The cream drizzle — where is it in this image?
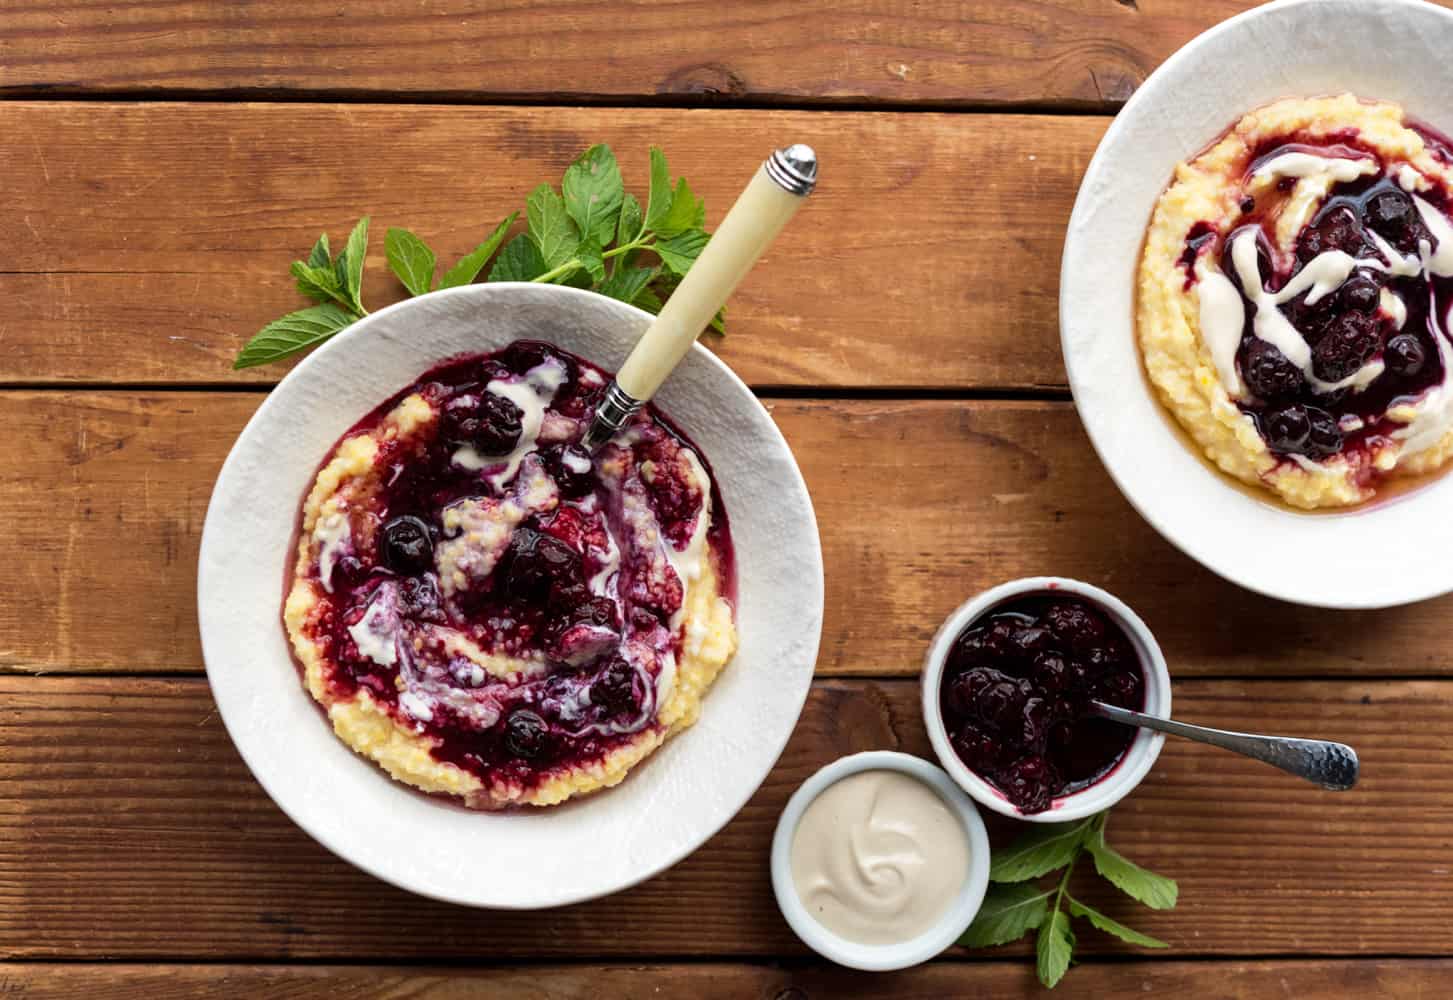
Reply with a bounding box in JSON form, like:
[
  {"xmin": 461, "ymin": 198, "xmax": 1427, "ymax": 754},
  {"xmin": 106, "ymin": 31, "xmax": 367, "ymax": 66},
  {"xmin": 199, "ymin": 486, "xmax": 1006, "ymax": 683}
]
[
  {"xmin": 1216, "ymin": 230, "xmax": 1387, "ymax": 396},
  {"xmin": 452, "ymin": 358, "xmax": 568, "ymax": 491},
  {"xmin": 1198, "ymin": 176, "xmax": 1453, "ymax": 463},
  {"xmin": 313, "ymin": 511, "xmax": 351, "ymax": 594},
  {"xmin": 1250, "ymin": 152, "xmax": 1376, "ymax": 186}
]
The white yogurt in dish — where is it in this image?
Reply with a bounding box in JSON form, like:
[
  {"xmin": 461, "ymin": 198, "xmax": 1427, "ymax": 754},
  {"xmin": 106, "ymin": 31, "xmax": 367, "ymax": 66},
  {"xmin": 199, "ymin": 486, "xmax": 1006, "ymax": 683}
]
[{"xmin": 789, "ymin": 769, "xmax": 970, "ymax": 946}]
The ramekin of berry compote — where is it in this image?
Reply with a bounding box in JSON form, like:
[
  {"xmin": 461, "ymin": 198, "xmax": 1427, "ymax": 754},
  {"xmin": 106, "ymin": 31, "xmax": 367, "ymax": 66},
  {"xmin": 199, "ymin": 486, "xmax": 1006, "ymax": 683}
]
[{"xmin": 921, "ymin": 578, "xmax": 1171, "ymax": 822}]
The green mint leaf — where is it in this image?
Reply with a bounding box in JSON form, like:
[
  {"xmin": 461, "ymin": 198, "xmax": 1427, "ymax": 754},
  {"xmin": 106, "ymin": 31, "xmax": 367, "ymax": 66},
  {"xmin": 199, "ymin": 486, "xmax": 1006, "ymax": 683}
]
[
  {"xmin": 527, "ymin": 184, "xmax": 581, "ymax": 270},
  {"xmin": 573, "ymin": 238, "xmax": 606, "ymax": 284},
  {"xmin": 307, "ymin": 233, "xmax": 332, "ymax": 270},
  {"xmin": 1086, "ymin": 821, "xmax": 1178, "ymax": 910},
  {"xmin": 958, "ymin": 883, "xmax": 1051, "ymax": 948},
  {"xmin": 336, "ymin": 216, "xmax": 370, "ymax": 313},
  {"xmin": 634, "ymin": 285, "xmax": 664, "ymax": 314},
  {"xmin": 644, "ymin": 146, "xmax": 672, "ymax": 231},
  {"xmin": 562, "ymin": 144, "xmax": 624, "ymax": 247},
  {"xmin": 709, "ymin": 305, "xmax": 726, "ymax": 334},
  {"xmin": 1036, "ymin": 909, "xmax": 1075, "ymax": 989},
  {"xmin": 655, "ymin": 176, "xmax": 704, "ymax": 238},
  {"xmin": 385, "ymin": 227, "xmax": 437, "ymax": 297},
  {"xmin": 656, "ymin": 228, "xmax": 709, "ymax": 277},
  {"xmin": 1066, "ymin": 896, "xmax": 1168, "ymax": 949},
  {"xmin": 598, "ymin": 265, "xmax": 656, "ymax": 305},
  {"xmin": 290, "ymin": 261, "xmax": 346, "ymax": 306},
  {"xmin": 439, "ymin": 213, "xmax": 518, "ymax": 289},
  {"xmin": 233, "ymin": 303, "xmax": 356, "ymax": 369},
  {"xmin": 989, "ymin": 818, "xmax": 1092, "ymax": 883},
  {"xmin": 487, "ymin": 233, "xmax": 547, "ymax": 283},
  {"xmin": 617, "ymin": 191, "xmax": 644, "ymax": 247}
]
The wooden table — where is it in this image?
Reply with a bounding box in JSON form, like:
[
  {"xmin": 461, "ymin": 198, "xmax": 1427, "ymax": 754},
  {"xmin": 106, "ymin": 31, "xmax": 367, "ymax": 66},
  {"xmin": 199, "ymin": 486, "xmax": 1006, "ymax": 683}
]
[{"xmin": 3, "ymin": 2, "xmax": 1450, "ymax": 996}]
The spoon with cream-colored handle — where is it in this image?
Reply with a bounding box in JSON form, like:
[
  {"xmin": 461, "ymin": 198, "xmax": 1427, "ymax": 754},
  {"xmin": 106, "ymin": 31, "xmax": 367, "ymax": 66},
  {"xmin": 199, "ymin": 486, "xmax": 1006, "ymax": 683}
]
[
  {"xmin": 1090, "ymin": 700, "xmax": 1359, "ymax": 790},
  {"xmin": 581, "ymin": 144, "xmax": 818, "ymax": 451}
]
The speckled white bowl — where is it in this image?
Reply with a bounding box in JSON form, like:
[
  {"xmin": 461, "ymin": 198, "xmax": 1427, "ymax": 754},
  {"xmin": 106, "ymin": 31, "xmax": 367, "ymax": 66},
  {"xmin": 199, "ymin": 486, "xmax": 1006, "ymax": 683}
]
[
  {"xmin": 921, "ymin": 578, "xmax": 1170, "ymax": 823},
  {"xmin": 770, "ymin": 751, "xmax": 991, "ymax": 972},
  {"xmin": 198, "ymin": 283, "xmax": 824, "ymax": 908}
]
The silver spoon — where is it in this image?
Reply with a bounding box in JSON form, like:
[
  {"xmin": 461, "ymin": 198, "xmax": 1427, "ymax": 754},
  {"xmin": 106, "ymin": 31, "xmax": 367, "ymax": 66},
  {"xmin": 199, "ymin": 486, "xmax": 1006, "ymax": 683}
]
[
  {"xmin": 581, "ymin": 144, "xmax": 818, "ymax": 452},
  {"xmin": 1089, "ymin": 700, "xmax": 1359, "ymax": 790}
]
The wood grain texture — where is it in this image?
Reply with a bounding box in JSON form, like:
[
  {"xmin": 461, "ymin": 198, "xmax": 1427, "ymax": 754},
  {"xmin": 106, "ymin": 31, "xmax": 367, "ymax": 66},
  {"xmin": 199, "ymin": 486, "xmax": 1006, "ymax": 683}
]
[
  {"xmin": 10, "ymin": 2, "xmax": 1451, "ymax": 110},
  {"xmin": 0, "ymin": 959, "xmax": 1447, "ymax": 999},
  {"xmin": 0, "ymin": 676, "xmax": 1440, "ymax": 959},
  {"xmin": 0, "ymin": 101, "xmax": 1091, "ymax": 390},
  {"xmin": 7, "ymin": 392, "xmax": 1453, "ymax": 677}
]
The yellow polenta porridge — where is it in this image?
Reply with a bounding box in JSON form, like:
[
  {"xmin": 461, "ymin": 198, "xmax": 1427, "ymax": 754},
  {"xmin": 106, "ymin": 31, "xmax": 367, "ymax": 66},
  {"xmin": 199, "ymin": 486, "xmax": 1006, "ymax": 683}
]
[
  {"xmin": 283, "ymin": 341, "xmax": 737, "ymax": 809},
  {"xmin": 1138, "ymin": 95, "xmax": 1453, "ymax": 508}
]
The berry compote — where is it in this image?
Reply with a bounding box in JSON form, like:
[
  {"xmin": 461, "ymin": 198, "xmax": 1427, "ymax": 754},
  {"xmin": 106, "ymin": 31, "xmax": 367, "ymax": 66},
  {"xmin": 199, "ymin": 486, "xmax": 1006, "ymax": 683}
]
[
  {"xmin": 938, "ymin": 595, "xmax": 1143, "ymax": 814},
  {"xmin": 1180, "ymin": 136, "xmax": 1453, "ymax": 482},
  {"xmin": 284, "ymin": 340, "xmax": 737, "ymax": 809}
]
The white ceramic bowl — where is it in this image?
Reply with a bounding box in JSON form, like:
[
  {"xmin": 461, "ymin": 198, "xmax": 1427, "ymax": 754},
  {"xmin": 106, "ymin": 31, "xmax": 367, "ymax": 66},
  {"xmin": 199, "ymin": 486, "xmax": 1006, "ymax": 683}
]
[
  {"xmin": 770, "ymin": 751, "xmax": 990, "ymax": 971},
  {"xmin": 198, "ymin": 283, "xmax": 824, "ymax": 908},
  {"xmin": 1061, "ymin": 0, "xmax": 1453, "ymax": 609},
  {"xmin": 921, "ymin": 578, "xmax": 1170, "ymax": 823}
]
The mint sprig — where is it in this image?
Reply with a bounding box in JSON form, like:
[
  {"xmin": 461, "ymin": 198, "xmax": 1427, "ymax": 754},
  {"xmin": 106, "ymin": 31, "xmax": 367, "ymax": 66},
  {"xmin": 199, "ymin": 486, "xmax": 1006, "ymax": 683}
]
[
  {"xmin": 233, "ymin": 146, "xmax": 721, "ymax": 369},
  {"xmin": 961, "ymin": 811, "xmax": 1176, "ymax": 989}
]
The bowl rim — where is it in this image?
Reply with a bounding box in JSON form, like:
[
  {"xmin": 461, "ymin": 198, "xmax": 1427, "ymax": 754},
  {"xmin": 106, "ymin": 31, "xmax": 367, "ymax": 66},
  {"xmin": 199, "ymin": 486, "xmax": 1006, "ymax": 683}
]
[
  {"xmin": 1058, "ymin": 0, "xmax": 1453, "ymax": 610},
  {"xmin": 198, "ymin": 281, "xmax": 825, "ymax": 908},
  {"xmin": 769, "ymin": 750, "xmax": 991, "ymax": 971},
  {"xmin": 919, "ymin": 577, "xmax": 1170, "ymax": 823}
]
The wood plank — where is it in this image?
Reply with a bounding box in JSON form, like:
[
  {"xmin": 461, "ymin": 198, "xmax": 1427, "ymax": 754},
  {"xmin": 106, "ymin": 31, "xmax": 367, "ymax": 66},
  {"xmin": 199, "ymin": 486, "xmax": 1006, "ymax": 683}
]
[
  {"xmin": 0, "ymin": 959, "xmax": 1446, "ymax": 999},
  {"xmin": 0, "ymin": 676, "xmax": 1440, "ymax": 959},
  {"xmin": 9, "ymin": 2, "xmax": 1450, "ymax": 110},
  {"xmin": 0, "ymin": 101, "xmax": 1092, "ymax": 390},
  {"xmin": 5, "ymin": 391, "xmax": 1453, "ymax": 678}
]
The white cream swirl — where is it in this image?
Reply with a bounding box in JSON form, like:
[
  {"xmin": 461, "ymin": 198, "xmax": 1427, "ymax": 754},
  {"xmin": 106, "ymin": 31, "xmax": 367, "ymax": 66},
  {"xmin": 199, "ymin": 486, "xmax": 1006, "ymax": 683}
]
[{"xmin": 789, "ymin": 770, "xmax": 969, "ymax": 946}]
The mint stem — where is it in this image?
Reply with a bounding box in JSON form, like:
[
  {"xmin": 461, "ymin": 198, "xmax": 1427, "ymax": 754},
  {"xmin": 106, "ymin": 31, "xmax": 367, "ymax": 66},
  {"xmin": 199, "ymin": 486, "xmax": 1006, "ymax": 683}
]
[
  {"xmin": 531, "ymin": 260, "xmax": 581, "ymax": 284},
  {"xmin": 603, "ymin": 236, "xmax": 652, "ymax": 260}
]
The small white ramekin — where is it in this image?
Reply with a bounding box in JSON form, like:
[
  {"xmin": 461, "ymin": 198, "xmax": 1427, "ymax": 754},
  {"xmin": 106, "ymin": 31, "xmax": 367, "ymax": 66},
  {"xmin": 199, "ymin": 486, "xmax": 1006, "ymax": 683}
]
[
  {"xmin": 770, "ymin": 751, "xmax": 991, "ymax": 971},
  {"xmin": 921, "ymin": 577, "xmax": 1171, "ymax": 823}
]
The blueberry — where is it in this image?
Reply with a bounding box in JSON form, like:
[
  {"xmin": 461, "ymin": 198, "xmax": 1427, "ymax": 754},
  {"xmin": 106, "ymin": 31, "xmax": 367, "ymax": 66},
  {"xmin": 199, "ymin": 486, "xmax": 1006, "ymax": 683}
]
[
  {"xmin": 1241, "ymin": 340, "xmax": 1306, "ymax": 401},
  {"xmin": 1018, "ymin": 696, "xmax": 1051, "ymax": 749},
  {"xmin": 1305, "ymin": 407, "xmax": 1344, "ymax": 459},
  {"xmin": 978, "ymin": 680, "xmax": 1027, "ymax": 731},
  {"xmin": 1312, "ymin": 312, "xmax": 1380, "ymax": 383},
  {"xmin": 1340, "ymin": 275, "xmax": 1381, "ymax": 314},
  {"xmin": 952, "ymin": 723, "xmax": 1002, "ymax": 774},
  {"xmin": 1261, "ymin": 404, "xmax": 1311, "ymax": 455},
  {"xmin": 1043, "ymin": 602, "xmax": 1105, "ymax": 652},
  {"xmin": 500, "ymin": 528, "xmax": 581, "ymax": 605},
  {"xmin": 983, "ymin": 618, "xmax": 1021, "ymax": 661},
  {"xmin": 948, "ymin": 668, "xmax": 999, "ymax": 717},
  {"xmin": 549, "ymin": 444, "xmax": 596, "ymax": 499},
  {"xmin": 1011, "ymin": 626, "xmax": 1053, "ymax": 656},
  {"xmin": 1096, "ymin": 670, "xmax": 1143, "ymax": 710},
  {"xmin": 949, "ymin": 629, "xmax": 990, "ymax": 671},
  {"xmin": 499, "ymin": 340, "xmax": 569, "ymax": 379},
  {"xmin": 1298, "ymin": 206, "xmax": 1364, "ymax": 262},
  {"xmin": 379, "ymin": 515, "xmax": 434, "ymax": 575},
  {"xmin": 1032, "ymin": 652, "xmax": 1070, "ymax": 694},
  {"xmin": 1385, "ymin": 333, "xmax": 1428, "ymax": 378},
  {"xmin": 593, "ymin": 657, "xmax": 640, "ymax": 714},
  {"xmin": 1365, "ymin": 188, "xmax": 1415, "ymax": 234},
  {"xmin": 442, "ymin": 391, "xmax": 524, "ymax": 455},
  {"xmin": 1000, "ymin": 755, "xmax": 1059, "ymax": 814},
  {"xmin": 503, "ymin": 709, "xmax": 549, "ymax": 759}
]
